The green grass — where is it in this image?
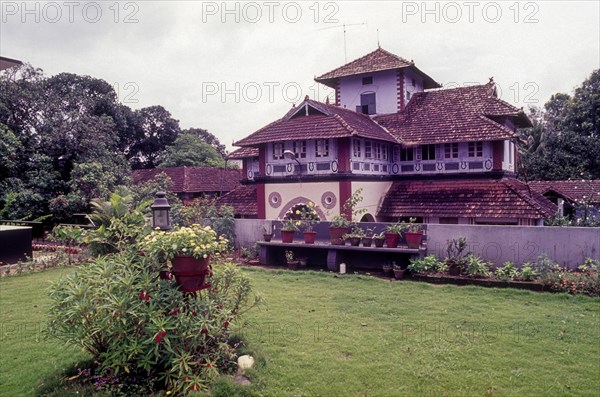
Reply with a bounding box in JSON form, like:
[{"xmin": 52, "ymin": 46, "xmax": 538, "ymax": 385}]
[{"xmin": 1, "ymin": 267, "xmax": 599, "ymax": 397}]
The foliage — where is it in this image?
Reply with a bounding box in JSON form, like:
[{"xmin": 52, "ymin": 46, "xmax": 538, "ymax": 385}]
[
  {"xmin": 285, "ymin": 250, "xmax": 295, "ymax": 262},
  {"xmin": 330, "ymin": 215, "xmax": 351, "ymax": 228},
  {"xmin": 141, "ymin": 224, "xmax": 228, "ymax": 261},
  {"xmin": 240, "ymin": 244, "xmax": 259, "ymax": 260},
  {"xmin": 532, "ymin": 254, "xmax": 560, "ymax": 278},
  {"xmin": 47, "ymin": 255, "xmax": 262, "ymax": 395},
  {"xmin": 520, "ymin": 264, "xmax": 538, "ymax": 281},
  {"xmin": 445, "ymin": 236, "xmax": 469, "ymax": 269},
  {"xmin": 385, "ymin": 222, "xmax": 407, "ymax": 234},
  {"xmin": 159, "ymin": 132, "xmax": 225, "ymax": 168},
  {"xmin": 184, "ymin": 128, "xmax": 227, "ymax": 158},
  {"xmin": 494, "ymin": 261, "xmax": 520, "ymax": 281},
  {"xmin": 465, "ymin": 254, "xmax": 492, "ymax": 278},
  {"xmin": 50, "ymin": 225, "xmax": 85, "ymax": 246},
  {"xmin": 520, "ymin": 69, "xmax": 600, "ymax": 180},
  {"xmin": 342, "ymin": 225, "xmax": 366, "ymax": 239},
  {"xmin": 406, "ymin": 217, "xmax": 422, "ymax": 233},
  {"xmin": 543, "ymin": 266, "xmax": 599, "ymax": 296},
  {"xmin": 408, "ymin": 254, "xmax": 447, "ymax": 273},
  {"xmin": 83, "ymin": 192, "xmax": 151, "ymax": 256},
  {"xmin": 175, "ymin": 199, "xmax": 236, "ymax": 247},
  {"xmin": 296, "ymin": 201, "xmax": 321, "ymax": 232}
]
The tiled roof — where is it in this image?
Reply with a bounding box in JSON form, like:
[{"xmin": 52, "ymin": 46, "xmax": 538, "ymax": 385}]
[
  {"xmin": 529, "ymin": 180, "xmax": 600, "ymax": 205},
  {"xmin": 234, "ymin": 98, "xmax": 396, "ymax": 146},
  {"xmin": 227, "ymin": 147, "xmax": 259, "ymax": 159},
  {"xmin": 315, "ymin": 47, "xmax": 440, "ymax": 89},
  {"xmin": 379, "ymin": 178, "xmax": 557, "ymax": 219},
  {"xmin": 132, "ymin": 166, "xmax": 242, "ymax": 194},
  {"xmin": 215, "ymin": 185, "xmax": 257, "ymax": 216},
  {"xmin": 375, "ymin": 83, "xmax": 530, "ymax": 146}
]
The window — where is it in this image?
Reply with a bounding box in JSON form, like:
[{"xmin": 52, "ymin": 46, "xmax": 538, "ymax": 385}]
[
  {"xmin": 353, "ymin": 139, "xmax": 361, "ymax": 158},
  {"xmin": 393, "ymin": 145, "xmax": 401, "ymax": 162},
  {"xmin": 411, "ymin": 78, "xmax": 416, "ymax": 87},
  {"xmin": 315, "ymin": 139, "xmax": 329, "ymax": 157},
  {"xmin": 444, "ymin": 143, "xmax": 459, "ymax": 159},
  {"xmin": 293, "ymin": 140, "xmax": 307, "ymax": 158},
  {"xmin": 362, "ymin": 76, "xmax": 373, "ymax": 85},
  {"xmin": 406, "ymin": 90, "xmax": 411, "ymax": 100},
  {"xmin": 273, "ymin": 143, "xmax": 284, "ymax": 160},
  {"xmin": 421, "ymin": 144, "xmax": 436, "ymax": 161},
  {"xmin": 358, "ymin": 92, "xmax": 376, "ymax": 115},
  {"xmin": 400, "ymin": 147, "xmax": 414, "ymax": 162},
  {"xmin": 365, "ymin": 140, "xmax": 372, "ymax": 158},
  {"xmin": 508, "ymin": 142, "xmax": 513, "ymax": 163},
  {"xmin": 382, "ymin": 144, "xmax": 388, "ymax": 160},
  {"xmin": 468, "ymin": 141, "xmax": 483, "ymax": 157},
  {"xmin": 374, "ymin": 142, "xmax": 381, "ymax": 159}
]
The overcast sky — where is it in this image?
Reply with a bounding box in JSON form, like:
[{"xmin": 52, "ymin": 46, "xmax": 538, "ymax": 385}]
[{"xmin": 1, "ymin": 1, "xmax": 598, "ymax": 151}]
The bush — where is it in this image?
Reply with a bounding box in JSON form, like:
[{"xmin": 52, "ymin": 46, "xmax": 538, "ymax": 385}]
[
  {"xmin": 465, "ymin": 254, "xmax": 491, "ymax": 278},
  {"xmin": 494, "ymin": 261, "xmax": 520, "ymax": 281},
  {"xmin": 544, "ymin": 268, "xmax": 600, "ymax": 296},
  {"xmin": 520, "ymin": 264, "xmax": 538, "ymax": 281},
  {"xmin": 47, "ymin": 254, "xmax": 262, "ymax": 395},
  {"xmin": 408, "ymin": 254, "xmax": 446, "ymax": 273}
]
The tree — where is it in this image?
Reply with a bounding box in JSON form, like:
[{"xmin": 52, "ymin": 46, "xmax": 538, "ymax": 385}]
[
  {"xmin": 128, "ymin": 106, "xmax": 180, "ymax": 169},
  {"xmin": 184, "ymin": 127, "xmax": 227, "ymax": 157},
  {"xmin": 520, "ymin": 70, "xmax": 600, "ymax": 180},
  {"xmin": 159, "ymin": 132, "xmax": 225, "ymax": 168}
]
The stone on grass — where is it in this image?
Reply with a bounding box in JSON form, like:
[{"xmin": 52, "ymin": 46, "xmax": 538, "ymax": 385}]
[
  {"xmin": 237, "ymin": 354, "xmax": 255, "ymax": 372},
  {"xmin": 234, "ymin": 374, "xmax": 252, "ymax": 386}
]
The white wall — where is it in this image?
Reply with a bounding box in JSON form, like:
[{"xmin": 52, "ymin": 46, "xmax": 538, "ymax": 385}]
[
  {"xmin": 264, "ymin": 181, "xmax": 340, "ymax": 220},
  {"xmin": 338, "ymin": 69, "xmax": 398, "ymax": 115},
  {"xmin": 352, "ymin": 181, "xmax": 393, "ymax": 221}
]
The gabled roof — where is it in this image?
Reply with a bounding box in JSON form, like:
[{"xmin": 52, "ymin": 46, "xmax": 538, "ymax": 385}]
[
  {"xmin": 315, "ymin": 47, "xmax": 440, "ymax": 89},
  {"xmin": 215, "ymin": 185, "xmax": 257, "ymax": 217},
  {"xmin": 234, "ymin": 98, "xmax": 396, "ymax": 146},
  {"xmin": 132, "ymin": 166, "xmax": 242, "ymax": 194},
  {"xmin": 529, "ymin": 180, "xmax": 600, "ymax": 205},
  {"xmin": 0, "ymin": 56, "xmax": 23, "ymax": 71},
  {"xmin": 227, "ymin": 147, "xmax": 259, "ymax": 159},
  {"xmin": 375, "ymin": 83, "xmax": 530, "ymax": 146},
  {"xmin": 379, "ymin": 178, "xmax": 557, "ymax": 220}
]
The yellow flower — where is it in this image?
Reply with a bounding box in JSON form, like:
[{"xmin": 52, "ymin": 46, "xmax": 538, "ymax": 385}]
[{"xmin": 295, "ymin": 210, "xmax": 300, "ymax": 215}]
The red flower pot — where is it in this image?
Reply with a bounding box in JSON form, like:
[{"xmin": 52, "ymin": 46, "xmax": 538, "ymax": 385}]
[
  {"xmin": 281, "ymin": 230, "xmax": 295, "ymax": 243},
  {"xmin": 384, "ymin": 232, "xmax": 400, "ymax": 248},
  {"xmin": 263, "ymin": 233, "xmax": 273, "ymax": 242},
  {"xmin": 329, "ymin": 227, "xmax": 348, "ymax": 245},
  {"xmin": 171, "ymin": 255, "xmax": 211, "ymax": 292},
  {"xmin": 303, "ymin": 231, "xmax": 317, "ymax": 244},
  {"xmin": 405, "ymin": 231, "xmax": 423, "ymax": 249}
]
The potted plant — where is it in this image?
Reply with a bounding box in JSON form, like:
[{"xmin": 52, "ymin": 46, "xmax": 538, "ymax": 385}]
[
  {"xmin": 280, "ymin": 218, "xmax": 299, "ymax": 243},
  {"xmin": 329, "ymin": 215, "xmax": 351, "ymax": 245},
  {"xmin": 262, "ymin": 224, "xmax": 274, "ymax": 242},
  {"xmin": 361, "ymin": 228, "xmax": 374, "ymax": 247},
  {"xmin": 382, "ymin": 261, "xmax": 393, "ymax": 276},
  {"xmin": 285, "ymin": 250, "xmax": 299, "ymax": 270},
  {"xmin": 393, "ymin": 262, "xmax": 407, "ymax": 279},
  {"xmin": 373, "ymin": 232, "xmax": 386, "ymax": 247},
  {"xmin": 404, "ymin": 217, "xmax": 423, "ymax": 249},
  {"xmin": 298, "ymin": 202, "xmax": 321, "ymax": 244},
  {"xmin": 141, "ymin": 224, "xmax": 228, "ymax": 292},
  {"xmin": 384, "ymin": 222, "xmax": 406, "ymax": 248},
  {"xmin": 343, "ymin": 226, "xmax": 365, "ymax": 247}
]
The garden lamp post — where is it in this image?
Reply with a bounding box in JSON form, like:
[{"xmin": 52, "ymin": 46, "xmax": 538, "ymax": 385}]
[{"xmin": 151, "ymin": 191, "xmax": 171, "ymax": 231}]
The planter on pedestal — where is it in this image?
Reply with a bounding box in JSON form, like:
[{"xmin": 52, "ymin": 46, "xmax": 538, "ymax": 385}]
[
  {"xmin": 373, "ymin": 237, "xmax": 385, "ymax": 247},
  {"xmin": 303, "ymin": 231, "xmax": 317, "ymax": 244},
  {"xmin": 329, "ymin": 227, "xmax": 348, "ymax": 245},
  {"xmin": 281, "ymin": 230, "xmax": 295, "ymax": 243},
  {"xmin": 405, "ymin": 231, "xmax": 423, "ymax": 249},
  {"xmin": 171, "ymin": 255, "xmax": 212, "ymax": 293},
  {"xmin": 361, "ymin": 237, "xmax": 373, "ymax": 247},
  {"xmin": 263, "ymin": 233, "xmax": 273, "ymax": 242},
  {"xmin": 384, "ymin": 232, "xmax": 400, "ymax": 248}
]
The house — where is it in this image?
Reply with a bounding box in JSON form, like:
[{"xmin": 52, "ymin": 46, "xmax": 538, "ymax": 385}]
[
  {"xmin": 132, "ymin": 166, "xmax": 242, "ymax": 204},
  {"xmin": 0, "ymin": 56, "xmax": 22, "ymax": 71},
  {"xmin": 228, "ymin": 47, "xmax": 556, "ymax": 225},
  {"xmin": 529, "ymin": 180, "xmax": 600, "ymax": 220}
]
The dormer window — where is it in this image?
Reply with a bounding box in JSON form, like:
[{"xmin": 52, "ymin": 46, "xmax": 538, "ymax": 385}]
[
  {"xmin": 273, "ymin": 143, "xmax": 284, "ymax": 160},
  {"xmin": 293, "ymin": 140, "xmax": 307, "ymax": 158},
  {"xmin": 362, "ymin": 76, "xmax": 373, "ymax": 85},
  {"xmin": 315, "ymin": 139, "xmax": 329, "ymax": 157}
]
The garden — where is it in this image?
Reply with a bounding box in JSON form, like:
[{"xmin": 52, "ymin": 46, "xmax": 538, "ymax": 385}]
[{"xmin": 1, "ymin": 190, "xmax": 599, "ymax": 396}]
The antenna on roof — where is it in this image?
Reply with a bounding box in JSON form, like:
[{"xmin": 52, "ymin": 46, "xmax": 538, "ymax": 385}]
[
  {"xmin": 318, "ymin": 22, "xmax": 367, "ymax": 62},
  {"xmin": 377, "ymin": 29, "xmax": 380, "ymax": 48}
]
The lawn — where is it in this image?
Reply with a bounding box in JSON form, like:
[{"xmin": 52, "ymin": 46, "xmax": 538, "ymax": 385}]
[{"xmin": 1, "ymin": 266, "xmax": 599, "ymax": 396}]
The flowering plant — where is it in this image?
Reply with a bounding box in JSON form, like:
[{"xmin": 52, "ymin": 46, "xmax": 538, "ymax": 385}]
[
  {"xmin": 297, "ymin": 202, "xmax": 321, "ymax": 232},
  {"xmin": 141, "ymin": 224, "xmax": 228, "ymax": 260},
  {"xmin": 280, "ymin": 217, "xmax": 301, "ymax": 231}
]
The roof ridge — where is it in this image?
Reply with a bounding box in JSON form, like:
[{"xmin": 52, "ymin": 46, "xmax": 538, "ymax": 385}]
[{"xmin": 502, "ymin": 179, "xmax": 554, "ymax": 217}]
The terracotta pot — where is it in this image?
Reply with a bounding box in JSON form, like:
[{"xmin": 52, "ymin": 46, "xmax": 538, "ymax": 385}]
[
  {"xmin": 393, "ymin": 268, "xmax": 407, "ymax": 279},
  {"xmin": 405, "ymin": 231, "xmax": 423, "ymax": 249},
  {"xmin": 171, "ymin": 255, "xmax": 211, "ymax": 292},
  {"xmin": 281, "ymin": 230, "xmax": 295, "ymax": 243},
  {"xmin": 384, "ymin": 232, "xmax": 400, "ymax": 248},
  {"xmin": 382, "ymin": 264, "xmax": 393, "ymax": 276},
  {"xmin": 373, "ymin": 237, "xmax": 385, "ymax": 247},
  {"xmin": 329, "ymin": 227, "xmax": 348, "ymax": 245},
  {"xmin": 303, "ymin": 231, "xmax": 317, "ymax": 244},
  {"xmin": 263, "ymin": 233, "xmax": 273, "ymax": 242},
  {"xmin": 349, "ymin": 237, "xmax": 361, "ymax": 246},
  {"xmin": 361, "ymin": 237, "xmax": 373, "ymax": 247}
]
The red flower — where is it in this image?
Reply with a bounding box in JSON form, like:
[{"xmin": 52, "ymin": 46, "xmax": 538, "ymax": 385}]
[
  {"xmin": 200, "ymin": 327, "xmax": 209, "ymax": 335},
  {"xmin": 155, "ymin": 330, "xmax": 167, "ymax": 343}
]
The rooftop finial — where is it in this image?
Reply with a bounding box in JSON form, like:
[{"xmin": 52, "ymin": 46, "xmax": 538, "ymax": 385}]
[
  {"xmin": 304, "ymin": 95, "xmax": 309, "ymax": 101},
  {"xmin": 325, "ymin": 96, "xmax": 330, "ymax": 104},
  {"xmin": 377, "ymin": 29, "xmax": 380, "ymax": 48},
  {"xmin": 489, "ymin": 76, "xmax": 494, "ymax": 83}
]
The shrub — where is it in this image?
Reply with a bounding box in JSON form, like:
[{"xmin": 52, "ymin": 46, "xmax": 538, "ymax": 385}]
[
  {"xmin": 445, "ymin": 237, "xmax": 469, "ymax": 270},
  {"xmin": 532, "ymin": 254, "xmax": 560, "ymax": 278},
  {"xmin": 494, "ymin": 261, "xmax": 520, "ymax": 281},
  {"xmin": 408, "ymin": 254, "xmax": 446, "ymax": 273},
  {"xmin": 520, "ymin": 264, "xmax": 538, "ymax": 281},
  {"xmin": 47, "ymin": 254, "xmax": 262, "ymax": 395},
  {"xmin": 465, "ymin": 254, "xmax": 491, "ymax": 278},
  {"xmin": 544, "ymin": 268, "xmax": 600, "ymax": 296}
]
